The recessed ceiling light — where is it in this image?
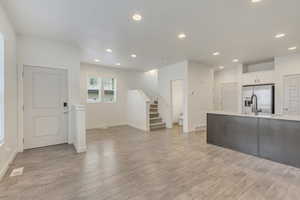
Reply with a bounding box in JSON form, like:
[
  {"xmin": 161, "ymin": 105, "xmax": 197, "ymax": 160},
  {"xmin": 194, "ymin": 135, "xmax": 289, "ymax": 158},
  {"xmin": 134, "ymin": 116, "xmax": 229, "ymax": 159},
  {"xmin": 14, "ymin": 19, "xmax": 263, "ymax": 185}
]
[
  {"xmin": 132, "ymin": 14, "xmax": 142, "ymax": 21},
  {"xmin": 94, "ymin": 59, "xmax": 100, "ymax": 62},
  {"xmin": 288, "ymin": 46, "xmax": 297, "ymax": 50},
  {"xmin": 106, "ymin": 49, "xmax": 112, "ymax": 53},
  {"xmin": 232, "ymin": 59, "xmax": 239, "ymax": 63},
  {"xmin": 115, "ymin": 63, "xmax": 121, "ymax": 66},
  {"xmin": 219, "ymin": 66, "xmax": 225, "ymax": 70},
  {"xmin": 131, "ymin": 54, "xmax": 137, "ymax": 58},
  {"xmin": 178, "ymin": 33, "xmax": 187, "ymax": 39},
  {"xmin": 251, "ymin": 0, "xmax": 262, "ymax": 3},
  {"xmin": 275, "ymin": 33, "xmax": 286, "ymax": 39},
  {"xmin": 213, "ymin": 52, "xmax": 220, "ymax": 56}
]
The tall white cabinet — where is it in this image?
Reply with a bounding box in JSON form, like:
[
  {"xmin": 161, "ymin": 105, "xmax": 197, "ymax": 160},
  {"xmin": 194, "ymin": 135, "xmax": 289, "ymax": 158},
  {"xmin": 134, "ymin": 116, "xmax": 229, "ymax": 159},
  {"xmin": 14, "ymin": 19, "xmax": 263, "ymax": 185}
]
[{"xmin": 283, "ymin": 75, "xmax": 300, "ymax": 115}]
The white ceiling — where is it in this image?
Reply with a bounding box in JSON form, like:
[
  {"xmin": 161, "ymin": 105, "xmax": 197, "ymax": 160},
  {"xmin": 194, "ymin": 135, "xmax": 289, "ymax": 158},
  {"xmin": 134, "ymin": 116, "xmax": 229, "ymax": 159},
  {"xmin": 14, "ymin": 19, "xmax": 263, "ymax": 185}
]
[{"xmin": 1, "ymin": 0, "xmax": 300, "ymax": 71}]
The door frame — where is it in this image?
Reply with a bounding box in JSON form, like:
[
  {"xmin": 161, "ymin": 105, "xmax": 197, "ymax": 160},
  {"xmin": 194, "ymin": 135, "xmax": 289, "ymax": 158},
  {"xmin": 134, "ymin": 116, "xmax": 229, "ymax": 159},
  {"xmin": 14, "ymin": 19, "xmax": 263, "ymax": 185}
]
[
  {"xmin": 170, "ymin": 79, "xmax": 184, "ymax": 126},
  {"xmin": 170, "ymin": 79, "xmax": 186, "ymax": 131},
  {"xmin": 18, "ymin": 64, "xmax": 71, "ymax": 152}
]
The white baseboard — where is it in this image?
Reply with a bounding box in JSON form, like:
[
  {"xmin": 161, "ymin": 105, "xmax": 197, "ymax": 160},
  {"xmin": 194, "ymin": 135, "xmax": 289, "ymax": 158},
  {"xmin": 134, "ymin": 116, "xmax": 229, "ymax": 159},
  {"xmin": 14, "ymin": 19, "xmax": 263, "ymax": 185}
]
[
  {"xmin": 73, "ymin": 144, "xmax": 87, "ymax": 153},
  {"xmin": 195, "ymin": 125, "xmax": 207, "ymax": 132},
  {"xmin": 127, "ymin": 123, "xmax": 148, "ymax": 132},
  {"xmin": 87, "ymin": 123, "xmax": 128, "ymax": 130},
  {"xmin": 0, "ymin": 149, "xmax": 18, "ymax": 181}
]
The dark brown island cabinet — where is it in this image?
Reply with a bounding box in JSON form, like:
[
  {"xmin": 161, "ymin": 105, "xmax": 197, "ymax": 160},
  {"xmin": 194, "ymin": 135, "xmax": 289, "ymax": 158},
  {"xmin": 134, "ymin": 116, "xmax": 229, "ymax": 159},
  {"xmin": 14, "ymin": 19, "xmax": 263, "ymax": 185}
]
[{"xmin": 207, "ymin": 112, "xmax": 300, "ymax": 168}]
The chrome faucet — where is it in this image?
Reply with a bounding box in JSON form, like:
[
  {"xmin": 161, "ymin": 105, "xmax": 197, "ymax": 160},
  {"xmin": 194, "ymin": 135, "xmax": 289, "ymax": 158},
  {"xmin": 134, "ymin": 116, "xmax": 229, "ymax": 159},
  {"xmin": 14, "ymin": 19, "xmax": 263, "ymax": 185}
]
[{"xmin": 251, "ymin": 94, "xmax": 261, "ymax": 115}]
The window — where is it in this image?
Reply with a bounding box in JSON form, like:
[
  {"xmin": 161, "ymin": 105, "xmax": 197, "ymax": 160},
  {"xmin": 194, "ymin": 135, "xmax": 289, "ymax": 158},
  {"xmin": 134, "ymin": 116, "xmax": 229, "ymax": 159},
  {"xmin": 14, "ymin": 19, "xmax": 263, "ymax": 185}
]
[
  {"xmin": 0, "ymin": 33, "xmax": 4, "ymax": 144},
  {"xmin": 87, "ymin": 77, "xmax": 101, "ymax": 103},
  {"xmin": 87, "ymin": 77, "xmax": 117, "ymax": 103},
  {"xmin": 102, "ymin": 78, "xmax": 116, "ymax": 103}
]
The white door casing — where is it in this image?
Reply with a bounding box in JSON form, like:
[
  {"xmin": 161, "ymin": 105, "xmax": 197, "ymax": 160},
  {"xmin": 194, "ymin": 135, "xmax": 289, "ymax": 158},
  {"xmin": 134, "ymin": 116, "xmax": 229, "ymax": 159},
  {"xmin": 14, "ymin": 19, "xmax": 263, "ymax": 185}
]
[{"xmin": 23, "ymin": 66, "xmax": 68, "ymax": 149}]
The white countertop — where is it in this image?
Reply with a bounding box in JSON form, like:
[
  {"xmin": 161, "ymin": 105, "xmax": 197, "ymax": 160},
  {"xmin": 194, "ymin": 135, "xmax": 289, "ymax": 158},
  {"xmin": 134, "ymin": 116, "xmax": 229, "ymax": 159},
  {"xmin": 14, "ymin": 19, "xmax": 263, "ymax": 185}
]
[{"xmin": 207, "ymin": 111, "xmax": 300, "ymax": 122}]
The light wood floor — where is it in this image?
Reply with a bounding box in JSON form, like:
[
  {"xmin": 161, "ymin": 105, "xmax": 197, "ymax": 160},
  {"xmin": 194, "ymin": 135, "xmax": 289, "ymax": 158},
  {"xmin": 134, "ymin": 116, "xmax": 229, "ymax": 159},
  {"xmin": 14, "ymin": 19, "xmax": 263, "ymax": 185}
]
[{"xmin": 1, "ymin": 126, "xmax": 300, "ymax": 200}]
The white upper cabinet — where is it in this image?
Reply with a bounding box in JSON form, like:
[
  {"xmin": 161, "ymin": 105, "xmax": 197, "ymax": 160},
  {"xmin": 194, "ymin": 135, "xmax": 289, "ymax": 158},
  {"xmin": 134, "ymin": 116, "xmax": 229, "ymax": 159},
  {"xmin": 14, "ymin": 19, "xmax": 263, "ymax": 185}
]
[
  {"xmin": 241, "ymin": 59, "xmax": 275, "ymax": 85},
  {"xmin": 241, "ymin": 70, "xmax": 275, "ymax": 85}
]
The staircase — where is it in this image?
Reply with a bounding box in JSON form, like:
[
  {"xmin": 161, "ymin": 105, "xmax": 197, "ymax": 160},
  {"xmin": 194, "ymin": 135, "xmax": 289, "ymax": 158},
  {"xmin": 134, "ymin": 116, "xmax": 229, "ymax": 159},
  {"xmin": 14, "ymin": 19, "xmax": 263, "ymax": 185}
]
[{"xmin": 149, "ymin": 101, "xmax": 166, "ymax": 131}]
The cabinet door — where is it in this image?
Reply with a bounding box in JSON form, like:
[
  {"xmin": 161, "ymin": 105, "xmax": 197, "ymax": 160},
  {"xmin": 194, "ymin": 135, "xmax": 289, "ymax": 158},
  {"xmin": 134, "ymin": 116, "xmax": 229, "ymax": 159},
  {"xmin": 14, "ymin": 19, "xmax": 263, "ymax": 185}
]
[
  {"xmin": 256, "ymin": 71, "xmax": 275, "ymax": 84},
  {"xmin": 241, "ymin": 73, "xmax": 257, "ymax": 85},
  {"xmin": 207, "ymin": 114, "xmax": 226, "ymax": 146},
  {"xmin": 283, "ymin": 75, "xmax": 300, "ymax": 115},
  {"xmin": 259, "ymin": 118, "xmax": 300, "ymax": 168},
  {"xmin": 224, "ymin": 116, "xmax": 258, "ymax": 155}
]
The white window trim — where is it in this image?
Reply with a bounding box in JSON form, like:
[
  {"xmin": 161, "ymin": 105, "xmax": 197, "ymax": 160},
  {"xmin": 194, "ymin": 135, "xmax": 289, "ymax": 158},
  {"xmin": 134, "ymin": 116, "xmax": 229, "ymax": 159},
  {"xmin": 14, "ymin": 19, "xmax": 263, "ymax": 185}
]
[
  {"xmin": 102, "ymin": 78, "xmax": 117, "ymax": 103},
  {"xmin": 87, "ymin": 77, "xmax": 102, "ymax": 103},
  {"xmin": 87, "ymin": 76, "xmax": 117, "ymax": 104},
  {"xmin": 0, "ymin": 33, "xmax": 5, "ymax": 145}
]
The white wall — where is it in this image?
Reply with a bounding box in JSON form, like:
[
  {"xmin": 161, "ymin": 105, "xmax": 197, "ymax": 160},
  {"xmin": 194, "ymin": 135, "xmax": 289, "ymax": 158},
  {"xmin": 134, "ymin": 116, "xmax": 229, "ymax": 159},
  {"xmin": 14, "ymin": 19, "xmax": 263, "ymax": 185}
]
[
  {"xmin": 158, "ymin": 61, "xmax": 188, "ymax": 129},
  {"xmin": 0, "ymin": 3, "xmax": 18, "ymax": 180},
  {"xmin": 214, "ymin": 65, "xmax": 242, "ymax": 112},
  {"xmin": 186, "ymin": 61, "xmax": 214, "ymax": 132},
  {"xmin": 158, "ymin": 60, "xmax": 214, "ymax": 133},
  {"xmin": 135, "ymin": 70, "xmax": 158, "ymax": 97},
  {"xmin": 171, "ymin": 80, "xmax": 184, "ymax": 123},
  {"xmin": 127, "ymin": 90, "xmax": 149, "ymax": 131},
  {"xmin": 80, "ymin": 63, "xmax": 158, "ymax": 129}
]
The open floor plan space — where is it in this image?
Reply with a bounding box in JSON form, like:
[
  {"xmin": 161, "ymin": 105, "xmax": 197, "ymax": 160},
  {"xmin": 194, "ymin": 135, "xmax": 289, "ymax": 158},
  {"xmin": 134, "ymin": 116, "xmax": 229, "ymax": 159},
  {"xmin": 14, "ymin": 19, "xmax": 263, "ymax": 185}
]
[
  {"xmin": 1, "ymin": 127, "xmax": 300, "ymax": 200},
  {"xmin": 1, "ymin": 0, "xmax": 300, "ymax": 199}
]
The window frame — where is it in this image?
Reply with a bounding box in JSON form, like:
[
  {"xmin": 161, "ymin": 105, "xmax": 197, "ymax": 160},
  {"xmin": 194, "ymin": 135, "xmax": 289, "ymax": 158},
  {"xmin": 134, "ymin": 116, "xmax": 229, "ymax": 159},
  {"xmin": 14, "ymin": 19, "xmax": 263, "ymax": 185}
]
[
  {"xmin": 0, "ymin": 33, "xmax": 5, "ymax": 145},
  {"xmin": 87, "ymin": 77, "xmax": 102, "ymax": 103},
  {"xmin": 102, "ymin": 77, "xmax": 117, "ymax": 103},
  {"xmin": 87, "ymin": 76, "xmax": 117, "ymax": 104}
]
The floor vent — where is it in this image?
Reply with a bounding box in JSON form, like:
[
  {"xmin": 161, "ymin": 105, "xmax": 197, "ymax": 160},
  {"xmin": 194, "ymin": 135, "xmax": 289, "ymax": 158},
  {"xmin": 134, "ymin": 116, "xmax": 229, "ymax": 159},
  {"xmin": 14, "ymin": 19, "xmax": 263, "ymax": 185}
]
[{"xmin": 10, "ymin": 167, "xmax": 24, "ymax": 177}]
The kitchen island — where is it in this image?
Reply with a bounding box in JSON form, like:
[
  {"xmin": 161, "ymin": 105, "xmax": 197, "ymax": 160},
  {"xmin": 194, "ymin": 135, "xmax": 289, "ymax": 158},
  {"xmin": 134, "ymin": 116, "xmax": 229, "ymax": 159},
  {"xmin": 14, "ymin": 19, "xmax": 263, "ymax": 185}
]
[{"xmin": 207, "ymin": 111, "xmax": 300, "ymax": 168}]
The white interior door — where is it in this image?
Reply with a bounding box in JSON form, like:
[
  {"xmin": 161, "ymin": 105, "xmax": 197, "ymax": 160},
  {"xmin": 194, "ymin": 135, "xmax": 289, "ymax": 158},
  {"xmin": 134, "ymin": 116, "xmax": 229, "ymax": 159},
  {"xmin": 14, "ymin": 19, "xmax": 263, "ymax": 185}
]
[
  {"xmin": 283, "ymin": 75, "xmax": 300, "ymax": 115},
  {"xmin": 171, "ymin": 80, "xmax": 184, "ymax": 123},
  {"xmin": 23, "ymin": 66, "xmax": 68, "ymax": 149}
]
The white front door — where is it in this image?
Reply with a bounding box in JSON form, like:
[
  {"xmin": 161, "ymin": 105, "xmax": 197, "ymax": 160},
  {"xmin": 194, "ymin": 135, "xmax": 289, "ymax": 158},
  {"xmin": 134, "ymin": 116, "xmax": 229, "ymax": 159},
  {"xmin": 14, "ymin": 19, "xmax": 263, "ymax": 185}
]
[{"xmin": 23, "ymin": 66, "xmax": 68, "ymax": 149}]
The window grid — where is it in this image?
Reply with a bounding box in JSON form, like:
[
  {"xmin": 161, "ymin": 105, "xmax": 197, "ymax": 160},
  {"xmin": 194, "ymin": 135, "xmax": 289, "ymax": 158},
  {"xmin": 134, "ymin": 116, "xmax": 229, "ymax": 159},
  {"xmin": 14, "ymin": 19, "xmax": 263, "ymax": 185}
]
[{"xmin": 87, "ymin": 77, "xmax": 116, "ymax": 103}]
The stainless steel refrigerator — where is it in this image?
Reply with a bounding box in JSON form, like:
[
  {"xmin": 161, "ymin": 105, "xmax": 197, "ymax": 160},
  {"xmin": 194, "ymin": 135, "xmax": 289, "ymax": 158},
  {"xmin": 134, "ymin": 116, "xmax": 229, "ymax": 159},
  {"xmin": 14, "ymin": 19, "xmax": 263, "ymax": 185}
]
[{"xmin": 242, "ymin": 84, "xmax": 275, "ymax": 114}]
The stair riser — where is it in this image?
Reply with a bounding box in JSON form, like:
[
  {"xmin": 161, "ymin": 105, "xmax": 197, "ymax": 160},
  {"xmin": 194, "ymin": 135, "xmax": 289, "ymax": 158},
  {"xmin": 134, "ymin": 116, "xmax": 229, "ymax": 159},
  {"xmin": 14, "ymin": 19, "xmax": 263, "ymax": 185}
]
[
  {"xmin": 150, "ymin": 108, "xmax": 158, "ymax": 112},
  {"xmin": 150, "ymin": 119, "xmax": 162, "ymax": 124},
  {"xmin": 150, "ymin": 113, "xmax": 159, "ymax": 118},
  {"xmin": 150, "ymin": 126, "xmax": 166, "ymax": 131}
]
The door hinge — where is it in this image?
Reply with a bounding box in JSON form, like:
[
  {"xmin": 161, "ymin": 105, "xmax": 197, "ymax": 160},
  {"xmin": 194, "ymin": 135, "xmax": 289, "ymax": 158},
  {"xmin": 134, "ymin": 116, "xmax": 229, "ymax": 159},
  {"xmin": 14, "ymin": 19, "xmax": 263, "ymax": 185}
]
[
  {"xmin": 22, "ymin": 105, "xmax": 24, "ymax": 111},
  {"xmin": 22, "ymin": 71, "xmax": 24, "ymax": 78},
  {"xmin": 23, "ymin": 138, "xmax": 24, "ymax": 144}
]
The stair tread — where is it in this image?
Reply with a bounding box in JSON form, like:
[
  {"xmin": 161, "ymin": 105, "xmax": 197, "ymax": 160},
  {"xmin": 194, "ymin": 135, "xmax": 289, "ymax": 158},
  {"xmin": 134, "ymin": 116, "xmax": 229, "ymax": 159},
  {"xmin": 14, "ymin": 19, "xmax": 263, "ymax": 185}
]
[{"xmin": 149, "ymin": 112, "xmax": 159, "ymax": 114}]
